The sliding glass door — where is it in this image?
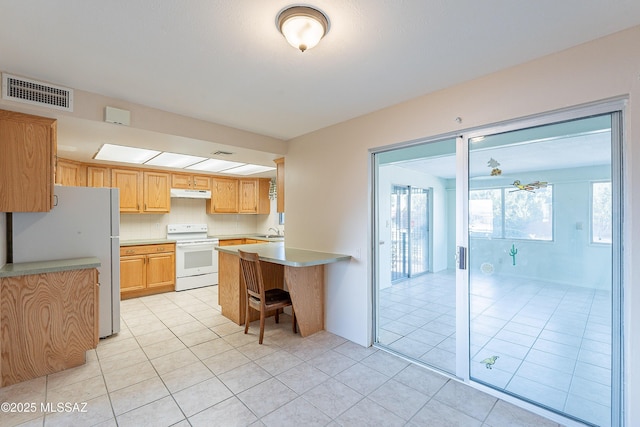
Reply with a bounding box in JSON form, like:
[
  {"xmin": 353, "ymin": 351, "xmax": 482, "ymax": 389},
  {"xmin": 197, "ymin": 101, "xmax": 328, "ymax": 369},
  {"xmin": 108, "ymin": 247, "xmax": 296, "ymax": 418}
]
[
  {"xmin": 373, "ymin": 104, "xmax": 623, "ymax": 426},
  {"xmin": 390, "ymin": 185, "xmax": 410, "ymax": 281},
  {"xmin": 390, "ymin": 185, "xmax": 430, "ymax": 281},
  {"xmin": 467, "ymin": 113, "xmax": 620, "ymax": 426},
  {"xmin": 375, "ymin": 138, "xmax": 457, "ymax": 374}
]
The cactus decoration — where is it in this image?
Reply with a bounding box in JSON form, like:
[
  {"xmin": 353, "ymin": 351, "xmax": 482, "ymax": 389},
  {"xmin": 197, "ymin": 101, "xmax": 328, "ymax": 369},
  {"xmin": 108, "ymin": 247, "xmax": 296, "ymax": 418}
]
[{"xmin": 509, "ymin": 244, "xmax": 518, "ymax": 266}]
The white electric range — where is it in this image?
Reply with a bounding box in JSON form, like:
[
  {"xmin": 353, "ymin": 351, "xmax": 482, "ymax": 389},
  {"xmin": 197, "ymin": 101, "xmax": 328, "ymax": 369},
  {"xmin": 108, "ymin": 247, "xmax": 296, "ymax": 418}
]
[{"xmin": 167, "ymin": 224, "xmax": 219, "ymax": 291}]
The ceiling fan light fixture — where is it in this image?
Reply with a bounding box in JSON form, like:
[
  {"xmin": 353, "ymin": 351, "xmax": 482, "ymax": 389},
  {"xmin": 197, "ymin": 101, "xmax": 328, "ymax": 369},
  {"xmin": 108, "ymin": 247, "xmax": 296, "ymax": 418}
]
[{"xmin": 277, "ymin": 5, "xmax": 329, "ymax": 52}]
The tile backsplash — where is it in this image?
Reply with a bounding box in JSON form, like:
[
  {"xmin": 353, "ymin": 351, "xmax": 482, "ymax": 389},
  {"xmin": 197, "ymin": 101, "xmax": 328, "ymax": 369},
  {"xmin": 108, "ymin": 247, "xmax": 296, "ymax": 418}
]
[{"xmin": 119, "ymin": 198, "xmax": 281, "ymax": 240}]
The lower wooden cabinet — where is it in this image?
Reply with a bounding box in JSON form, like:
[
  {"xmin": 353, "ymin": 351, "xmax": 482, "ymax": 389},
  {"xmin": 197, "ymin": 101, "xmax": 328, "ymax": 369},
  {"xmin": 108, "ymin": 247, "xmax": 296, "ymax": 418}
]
[
  {"xmin": 218, "ymin": 238, "xmax": 269, "ymax": 246},
  {"xmin": 0, "ymin": 268, "xmax": 98, "ymax": 387},
  {"xmin": 120, "ymin": 243, "xmax": 175, "ymax": 299}
]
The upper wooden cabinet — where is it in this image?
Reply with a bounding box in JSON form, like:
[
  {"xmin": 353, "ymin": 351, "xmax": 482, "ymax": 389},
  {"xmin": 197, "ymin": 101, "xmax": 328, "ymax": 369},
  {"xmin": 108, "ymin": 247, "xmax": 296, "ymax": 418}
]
[
  {"xmin": 112, "ymin": 168, "xmax": 142, "ymax": 213},
  {"xmin": 208, "ymin": 177, "xmax": 270, "ymax": 214},
  {"xmin": 87, "ymin": 166, "xmax": 111, "ymax": 187},
  {"xmin": 56, "ymin": 159, "xmax": 86, "ymax": 186},
  {"xmin": 257, "ymin": 178, "xmax": 271, "ymax": 214},
  {"xmin": 247, "ymin": 178, "xmax": 270, "ymax": 215},
  {"xmin": 239, "ymin": 179, "xmax": 258, "ymax": 213},
  {"xmin": 51, "ymin": 156, "xmax": 272, "ymax": 216},
  {"xmin": 0, "ymin": 109, "xmax": 56, "ymax": 212},
  {"xmin": 55, "ymin": 160, "xmax": 106, "ymax": 188},
  {"xmin": 111, "ymin": 168, "xmax": 170, "ymax": 213},
  {"xmin": 143, "ymin": 171, "xmax": 171, "ymax": 213},
  {"xmin": 171, "ymin": 173, "xmax": 210, "ymax": 190},
  {"xmin": 208, "ymin": 177, "xmax": 239, "ymax": 213},
  {"xmin": 274, "ymin": 157, "xmax": 284, "ymax": 213}
]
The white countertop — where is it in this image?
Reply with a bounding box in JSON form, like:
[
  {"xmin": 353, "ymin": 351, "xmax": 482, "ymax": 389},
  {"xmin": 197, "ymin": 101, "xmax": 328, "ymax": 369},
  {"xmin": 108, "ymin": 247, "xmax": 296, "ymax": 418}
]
[{"xmin": 215, "ymin": 242, "xmax": 351, "ymax": 267}]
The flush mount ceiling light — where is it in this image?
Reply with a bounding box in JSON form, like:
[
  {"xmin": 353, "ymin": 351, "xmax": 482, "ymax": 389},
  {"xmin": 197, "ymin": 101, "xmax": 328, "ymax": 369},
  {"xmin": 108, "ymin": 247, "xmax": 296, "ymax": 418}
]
[{"xmin": 277, "ymin": 5, "xmax": 329, "ymax": 52}]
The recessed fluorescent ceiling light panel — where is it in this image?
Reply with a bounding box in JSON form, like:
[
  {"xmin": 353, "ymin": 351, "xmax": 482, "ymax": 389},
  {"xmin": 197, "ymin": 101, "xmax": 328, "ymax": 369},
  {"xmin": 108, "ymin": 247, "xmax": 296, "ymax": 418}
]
[
  {"xmin": 186, "ymin": 158, "xmax": 245, "ymax": 172},
  {"xmin": 144, "ymin": 152, "xmax": 208, "ymax": 168},
  {"xmin": 95, "ymin": 143, "xmax": 160, "ymax": 164},
  {"xmin": 220, "ymin": 164, "xmax": 276, "ymax": 175}
]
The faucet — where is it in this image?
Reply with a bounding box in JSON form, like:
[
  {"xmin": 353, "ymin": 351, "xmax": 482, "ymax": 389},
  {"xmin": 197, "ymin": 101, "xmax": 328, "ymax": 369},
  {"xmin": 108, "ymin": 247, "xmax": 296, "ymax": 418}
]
[{"xmin": 268, "ymin": 227, "xmax": 280, "ymax": 236}]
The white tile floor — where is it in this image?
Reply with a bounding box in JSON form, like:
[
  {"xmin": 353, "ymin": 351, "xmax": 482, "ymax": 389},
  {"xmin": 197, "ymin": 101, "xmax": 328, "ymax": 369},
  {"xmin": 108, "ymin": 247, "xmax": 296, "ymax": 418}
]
[
  {"xmin": 2, "ymin": 285, "xmax": 562, "ymax": 427},
  {"xmin": 378, "ymin": 271, "xmax": 612, "ymax": 427}
]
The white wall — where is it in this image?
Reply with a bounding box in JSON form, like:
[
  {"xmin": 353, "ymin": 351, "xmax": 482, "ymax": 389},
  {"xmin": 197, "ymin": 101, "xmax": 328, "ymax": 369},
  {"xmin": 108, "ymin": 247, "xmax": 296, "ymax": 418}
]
[{"xmin": 285, "ymin": 26, "xmax": 640, "ymax": 424}]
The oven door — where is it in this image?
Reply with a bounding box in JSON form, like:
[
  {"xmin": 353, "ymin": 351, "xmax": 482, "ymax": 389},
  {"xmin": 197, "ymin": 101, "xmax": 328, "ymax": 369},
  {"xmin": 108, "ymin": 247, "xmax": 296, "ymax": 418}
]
[{"xmin": 175, "ymin": 241, "xmax": 218, "ymax": 278}]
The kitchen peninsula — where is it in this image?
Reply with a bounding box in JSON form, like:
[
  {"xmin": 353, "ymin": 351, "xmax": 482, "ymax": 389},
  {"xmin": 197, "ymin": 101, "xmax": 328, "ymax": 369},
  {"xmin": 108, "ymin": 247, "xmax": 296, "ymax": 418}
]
[{"xmin": 216, "ymin": 242, "xmax": 350, "ymax": 337}]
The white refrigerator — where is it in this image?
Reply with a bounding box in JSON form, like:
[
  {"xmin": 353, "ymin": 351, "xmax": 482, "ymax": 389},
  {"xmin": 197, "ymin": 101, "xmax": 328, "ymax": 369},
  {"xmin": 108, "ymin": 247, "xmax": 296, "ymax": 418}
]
[{"xmin": 12, "ymin": 185, "xmax": 121, "ymax": 338}]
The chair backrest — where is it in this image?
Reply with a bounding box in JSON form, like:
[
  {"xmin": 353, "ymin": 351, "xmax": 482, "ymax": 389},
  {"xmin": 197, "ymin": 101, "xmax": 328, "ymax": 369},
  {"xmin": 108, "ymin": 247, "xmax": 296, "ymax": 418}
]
[{"xmin": 238, "ymin": 250, "xmax": 264, "ymax": 301}]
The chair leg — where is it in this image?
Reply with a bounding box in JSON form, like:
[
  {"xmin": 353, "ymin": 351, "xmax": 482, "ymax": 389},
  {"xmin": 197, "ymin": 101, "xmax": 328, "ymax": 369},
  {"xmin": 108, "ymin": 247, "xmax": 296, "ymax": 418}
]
[
  {"xmin": 244, "ymin": 296, "xmax": 250, "ymax": 335},
  {"xmin": 275, "ymin": 308, "xmax": 280, "ymax": 324},
  {"xmin": 291, "ymin": 306, "xmax": 297, "ymax": 334},
  {"xmin": 259, "ymin": 309, "xmax": 265, "ymax": 345}
]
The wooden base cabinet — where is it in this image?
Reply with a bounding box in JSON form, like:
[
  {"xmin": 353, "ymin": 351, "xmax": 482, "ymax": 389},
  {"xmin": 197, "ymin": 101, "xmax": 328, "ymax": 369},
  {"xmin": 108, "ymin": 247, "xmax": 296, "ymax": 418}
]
[
  {"xmin": 218, "ymin": 238, "xmax": 269, "ymax": 246},
  {"xmin": 0, "ymin": 268, "xmax": 98, "ymax": 387},
  {"xmin": 120, "ymin": 243, "xmax": 175, "ymax": 299}
]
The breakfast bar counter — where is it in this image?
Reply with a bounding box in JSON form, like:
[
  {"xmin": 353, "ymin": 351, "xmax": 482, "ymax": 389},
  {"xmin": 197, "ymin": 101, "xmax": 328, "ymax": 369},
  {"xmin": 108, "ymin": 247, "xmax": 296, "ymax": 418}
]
[{"xmin": 215, "ymin": 242, "xmax": 350, "ymax": 337}]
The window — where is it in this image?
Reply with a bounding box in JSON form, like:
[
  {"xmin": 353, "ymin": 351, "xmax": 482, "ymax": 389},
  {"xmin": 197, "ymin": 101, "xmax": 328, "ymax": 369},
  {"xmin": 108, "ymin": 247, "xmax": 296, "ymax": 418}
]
[
  {"xmin": 469, "ymin": 185, "xmax": 553, "ymax": 241},
  {"xmin": 469, "ymin": 189, "xmax": 502, "ymax": 236},
  {"xmin": 592, "ymin": 181, "xmax": 611, "ymax": 244}
]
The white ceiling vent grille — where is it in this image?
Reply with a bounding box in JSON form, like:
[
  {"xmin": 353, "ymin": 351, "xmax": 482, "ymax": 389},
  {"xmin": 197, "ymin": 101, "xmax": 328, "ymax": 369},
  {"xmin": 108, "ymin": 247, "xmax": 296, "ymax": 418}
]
[{"xmin": 2, "ymin": 73, "xmax": 73, "ymax": 112}]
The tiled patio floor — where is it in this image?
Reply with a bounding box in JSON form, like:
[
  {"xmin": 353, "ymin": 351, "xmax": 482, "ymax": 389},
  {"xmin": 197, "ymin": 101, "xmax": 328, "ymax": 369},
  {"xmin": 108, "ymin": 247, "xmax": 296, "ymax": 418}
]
[{"xmin": 379, "ymin": 270, "xmax": 612, "ymax": 426}]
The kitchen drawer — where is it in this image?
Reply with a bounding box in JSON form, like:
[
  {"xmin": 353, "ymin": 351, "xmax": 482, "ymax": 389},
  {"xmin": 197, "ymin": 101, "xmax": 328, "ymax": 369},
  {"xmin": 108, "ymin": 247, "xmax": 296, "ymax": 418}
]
[
  {"xmin": 120, "ymin": 243, "xmax": 175, "ymax": 256},
  {"xmin": 218, "ymin": 238, "xmax": 269, "ymax": 246},
  {"xmin": 218, "ymin": 239, "xmax": 246, "ymax": 246}
]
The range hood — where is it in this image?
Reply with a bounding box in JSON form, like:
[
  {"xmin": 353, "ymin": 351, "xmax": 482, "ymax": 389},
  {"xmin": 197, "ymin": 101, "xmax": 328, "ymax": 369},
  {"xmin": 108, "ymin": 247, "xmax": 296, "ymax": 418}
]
[{"xmin": 170, "ymin": 188, "xmax": 211, "ymax": 199}]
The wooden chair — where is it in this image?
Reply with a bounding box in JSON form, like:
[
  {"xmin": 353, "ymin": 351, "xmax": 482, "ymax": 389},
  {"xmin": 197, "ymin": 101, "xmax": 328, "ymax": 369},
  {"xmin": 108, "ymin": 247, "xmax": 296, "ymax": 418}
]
[{"xmin": 238, "ymin": 250, "xmax": 296, "ymax": 344}]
